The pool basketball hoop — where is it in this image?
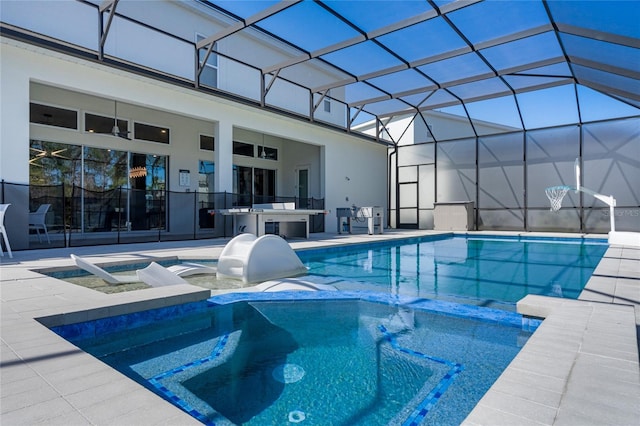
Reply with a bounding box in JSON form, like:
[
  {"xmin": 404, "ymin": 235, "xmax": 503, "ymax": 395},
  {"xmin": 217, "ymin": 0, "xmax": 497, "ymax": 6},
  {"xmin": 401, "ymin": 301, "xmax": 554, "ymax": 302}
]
[
  {"xmin": 545, "ymin": 185, "xmax": 572, "ymax": 212},
  {"xmin": 545, "ymin": 158, "xmax": 581, "ymax": 212},
  {"xmin": 545, "ymin": 157, "xmax": 617, "ymax": 233}
]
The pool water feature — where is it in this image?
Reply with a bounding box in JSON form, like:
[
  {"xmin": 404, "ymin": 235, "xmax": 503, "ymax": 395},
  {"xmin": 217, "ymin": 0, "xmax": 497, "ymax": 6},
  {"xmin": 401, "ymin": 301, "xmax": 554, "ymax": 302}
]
[{"xmin": 53, "ymin": 294, "xmax": 540, "ymax": 426}]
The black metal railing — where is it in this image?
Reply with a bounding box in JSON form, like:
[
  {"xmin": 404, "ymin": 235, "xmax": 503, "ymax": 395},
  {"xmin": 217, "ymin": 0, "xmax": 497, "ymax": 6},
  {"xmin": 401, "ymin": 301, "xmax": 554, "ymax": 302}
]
[{"xmin": 0, "ymin": 180, "xmax": 325, "ymax": 251}]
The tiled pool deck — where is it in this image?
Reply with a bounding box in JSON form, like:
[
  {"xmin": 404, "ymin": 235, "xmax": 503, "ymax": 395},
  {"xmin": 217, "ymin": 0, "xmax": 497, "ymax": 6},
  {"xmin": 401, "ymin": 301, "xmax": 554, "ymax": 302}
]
[{"xmin": 1, "ymin": 230, "xmax": 639, "ymax": 425}]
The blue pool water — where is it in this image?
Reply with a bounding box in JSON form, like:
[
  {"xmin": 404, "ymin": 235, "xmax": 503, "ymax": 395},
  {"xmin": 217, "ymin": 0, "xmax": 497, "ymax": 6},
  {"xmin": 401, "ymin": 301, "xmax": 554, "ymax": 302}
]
[
  {"xmin": 50, "ymin": 235, "xmax": 608, "ymax": 310},
  {"xmin": 53, "ymin": 293, "xmax": 540, "ymax": 426},
  {"xmin": 298, "ymin": 235, "xmax": 608, "ymax": 310}
]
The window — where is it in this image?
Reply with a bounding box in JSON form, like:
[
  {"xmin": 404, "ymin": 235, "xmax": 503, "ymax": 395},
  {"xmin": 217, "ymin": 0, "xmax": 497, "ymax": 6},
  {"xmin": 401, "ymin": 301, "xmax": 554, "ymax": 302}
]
[
  {"xmin": 129, "ymin": 153, "xmax": 166, "ymax": 230},
  {"xmin": 233, "ymin": 165, "xmax": 253, "ymax": 206},
  {"xmin": 259, "ymin": 146, "xmax": 278, "ymax": 160},
  {"xmin": 30, "ymin": 103, "xmax": 77, "ymax": 129},
  {"xmin": 233, "ymin": 141, "xmax": 254, "ymax": 157},
  {"xmin": 129, "ymin": 153, "xmax": 166, "ymax": 192},
  {"xmin": 29, "ymin": 140, "xmax": 81, "ymax": 191},
  {"xmin": 198, "ymin": 160, "xmax": 216, "ymax": 228},
  {"xmin": 198, "ymin": 160, "xmax": 215, "ymax": 193},
  {"xmin": 233, "ymin": 165, "xmax": 276, "ymax": 206},
  {"xmin": 29, "ymin": 140, "xmax": 168, "ymax": 233},
  {"xmin": 254, "ymin": 168, "xmax": 276, "ymax": 202},
  {"xmin": 324, "ymin": 89, "xmax": 331, "ymax": 113},
  {"xmin": 134, "ymin": 122, "xmax": 170, "ymax": 144},
  {"xmin": 29, "ymin": 140, "xmax": 82, "ymax": 233},
  {"xmin": 85, "ymin": 112, "xmax": 128, "ymax": 135},
  {"xmin": 200, "ymin": 134, "xmax": 215, "ymax": 151},
  {"xmin": 196, "ymin": 34, "xmax": 218, "ymax": 88},
  {"xmin": 83, "ymin": 147, "xmax": 128, "ymax": 191}
]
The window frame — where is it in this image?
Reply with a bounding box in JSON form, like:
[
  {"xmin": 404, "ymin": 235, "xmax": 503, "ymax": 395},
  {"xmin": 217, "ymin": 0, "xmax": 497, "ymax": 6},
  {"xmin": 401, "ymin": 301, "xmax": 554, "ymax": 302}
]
[
  {"xmin": 133, "ymin": 121, "xmax": 171, "ymax": 144},
  {"xmin": 84, "ymin": 111, "xmax": 129, "ymax": 136},
  {"xmin": 199, "ymin": 134, "xmax": 215, "ymax": 152},
  {"xmin": 233, "ymin": 141, "xmax": 255, "ymax": 157},
  {"xmin": 29, "ymin": 102, "xmax": 79, "ymax": 130}
]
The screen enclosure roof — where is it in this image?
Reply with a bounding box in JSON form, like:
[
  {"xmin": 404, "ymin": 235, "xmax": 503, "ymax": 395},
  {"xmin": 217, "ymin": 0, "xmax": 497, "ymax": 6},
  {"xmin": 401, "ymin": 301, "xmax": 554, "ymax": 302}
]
[
  {"xmin": 194, "ymin": 0, "xmax": 639, "ymax": 129},
  {"xmin": 2, "ymin": 0, "xmax": 638, "ymax": 141}
]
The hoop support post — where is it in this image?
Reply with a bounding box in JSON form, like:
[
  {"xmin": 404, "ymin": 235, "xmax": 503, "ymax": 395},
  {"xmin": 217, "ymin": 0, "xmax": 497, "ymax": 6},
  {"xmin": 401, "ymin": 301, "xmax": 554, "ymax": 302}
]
[{"xmin": 593, "ymin": 193, "xmax": 616, "ymax": 232}]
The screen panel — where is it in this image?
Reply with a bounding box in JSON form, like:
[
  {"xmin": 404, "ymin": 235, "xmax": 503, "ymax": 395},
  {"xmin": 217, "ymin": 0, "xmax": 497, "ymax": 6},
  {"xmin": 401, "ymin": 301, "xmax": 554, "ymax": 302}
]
[
  {"xmin": 436, "ymin": 138, "xmax": 476, "ymax": 203},
  {"xmin": 478, "ymin": 134, "xmax": 524, "ymax": 209}
]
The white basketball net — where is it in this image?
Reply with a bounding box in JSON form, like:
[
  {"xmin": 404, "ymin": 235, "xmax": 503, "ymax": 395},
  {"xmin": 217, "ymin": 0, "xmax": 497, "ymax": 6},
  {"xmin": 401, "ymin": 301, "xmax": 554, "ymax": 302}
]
[{"xmin": 545, "ymin": 186, "xmax": 571, "ymax": 212}]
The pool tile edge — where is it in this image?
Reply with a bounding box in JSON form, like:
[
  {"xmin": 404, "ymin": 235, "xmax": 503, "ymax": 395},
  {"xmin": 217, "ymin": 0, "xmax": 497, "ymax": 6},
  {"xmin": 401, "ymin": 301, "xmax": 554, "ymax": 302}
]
[{"xmin": 37, "ymin": 285, "xmax": 211, "ymax": 328}]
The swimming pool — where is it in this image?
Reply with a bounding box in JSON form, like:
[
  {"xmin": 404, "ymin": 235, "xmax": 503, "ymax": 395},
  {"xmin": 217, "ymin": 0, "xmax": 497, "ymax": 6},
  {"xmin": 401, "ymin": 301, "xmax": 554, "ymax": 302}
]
[
  {"xmin": 52, "ymin": 235, "xmax": 607, "ymax": 311},
  {"xmin": 297, "ymin": 235, "xmax": 608, "ymax": 310},
  {"xmin": 52, "ymin": 292, "xmax": 540, "ymax": 426}
]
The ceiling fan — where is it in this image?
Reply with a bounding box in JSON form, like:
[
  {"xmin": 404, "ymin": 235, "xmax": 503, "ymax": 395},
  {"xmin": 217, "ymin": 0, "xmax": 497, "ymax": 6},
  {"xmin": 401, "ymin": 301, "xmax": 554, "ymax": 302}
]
[{"xmin": 95, "ymin": 100, "xmax": 131, "ymax": 140}]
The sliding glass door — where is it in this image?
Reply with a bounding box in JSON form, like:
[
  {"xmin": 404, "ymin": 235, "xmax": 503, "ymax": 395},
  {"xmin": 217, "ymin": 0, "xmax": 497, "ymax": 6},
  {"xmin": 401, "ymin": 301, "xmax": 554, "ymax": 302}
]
[
  {"xmin": 233, "ymin": 165, "xmax": 276, "ymax": 206},
  {"xmin": 29, "ymin": 140, "xmax": 167, "ymax": 232}
]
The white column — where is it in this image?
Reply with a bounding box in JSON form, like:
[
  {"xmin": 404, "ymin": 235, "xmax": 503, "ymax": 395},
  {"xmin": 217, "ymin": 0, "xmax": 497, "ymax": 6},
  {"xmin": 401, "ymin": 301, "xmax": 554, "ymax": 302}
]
[
  {"xmin": 215, "ymin": 120, "xmax": 234, "ymax": 193},
  {"xmin": 0, "ymin": 45, "xmax": 30, "ymax": 184},
  {"xmin": 0, "ymin": 44, "xmax": 32, "ymax": 249}
]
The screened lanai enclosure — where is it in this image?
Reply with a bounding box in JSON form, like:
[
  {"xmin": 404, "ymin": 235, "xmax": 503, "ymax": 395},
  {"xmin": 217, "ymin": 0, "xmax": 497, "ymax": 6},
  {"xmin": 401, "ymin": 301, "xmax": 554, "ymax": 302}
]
[{"xmin": 1, "ymin": 0, "xmax": 639, "ymax": 240}]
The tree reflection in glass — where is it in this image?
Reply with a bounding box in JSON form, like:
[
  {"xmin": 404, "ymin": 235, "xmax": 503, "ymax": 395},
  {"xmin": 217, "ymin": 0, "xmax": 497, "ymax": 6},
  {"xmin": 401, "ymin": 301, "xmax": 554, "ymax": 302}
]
[
  {"xmin": 29, "ymin": 140, "xmax": 82, "ymax": 194},
  {"xmin": 84, "ymin": 147, "xmax": 128, "ymax": 191},
  {"xmin": 130, "ymin": 152, "xmax": 166, "ymax": 230}
]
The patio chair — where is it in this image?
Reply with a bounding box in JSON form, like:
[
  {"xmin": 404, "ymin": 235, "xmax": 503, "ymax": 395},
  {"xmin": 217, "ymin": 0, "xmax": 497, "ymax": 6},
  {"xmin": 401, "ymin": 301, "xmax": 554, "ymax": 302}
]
[
  {"xmin": 136, "ymin": 262, "xmax": 188, "ymax": 287},
  {"xmin": 71, "ymin": 254, "xmax": 139, "ymax": 284},
  {"xmin": 0, "ymin": 204, "xmax": 12, "ymax": 258},
  {"xmin": 71, "ymin": 254, "xmax": 216, "ymax": 285},
  {"xmin": 29, "ymin": 204, "xmax": 51, "ymax": 244}
]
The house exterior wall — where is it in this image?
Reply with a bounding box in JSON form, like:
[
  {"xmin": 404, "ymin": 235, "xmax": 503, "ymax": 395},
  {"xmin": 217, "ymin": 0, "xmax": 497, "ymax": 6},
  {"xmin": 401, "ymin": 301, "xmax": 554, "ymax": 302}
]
[{"xmin": 0, "ymin": 39, "xmax": 388, "ymax": 249}]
